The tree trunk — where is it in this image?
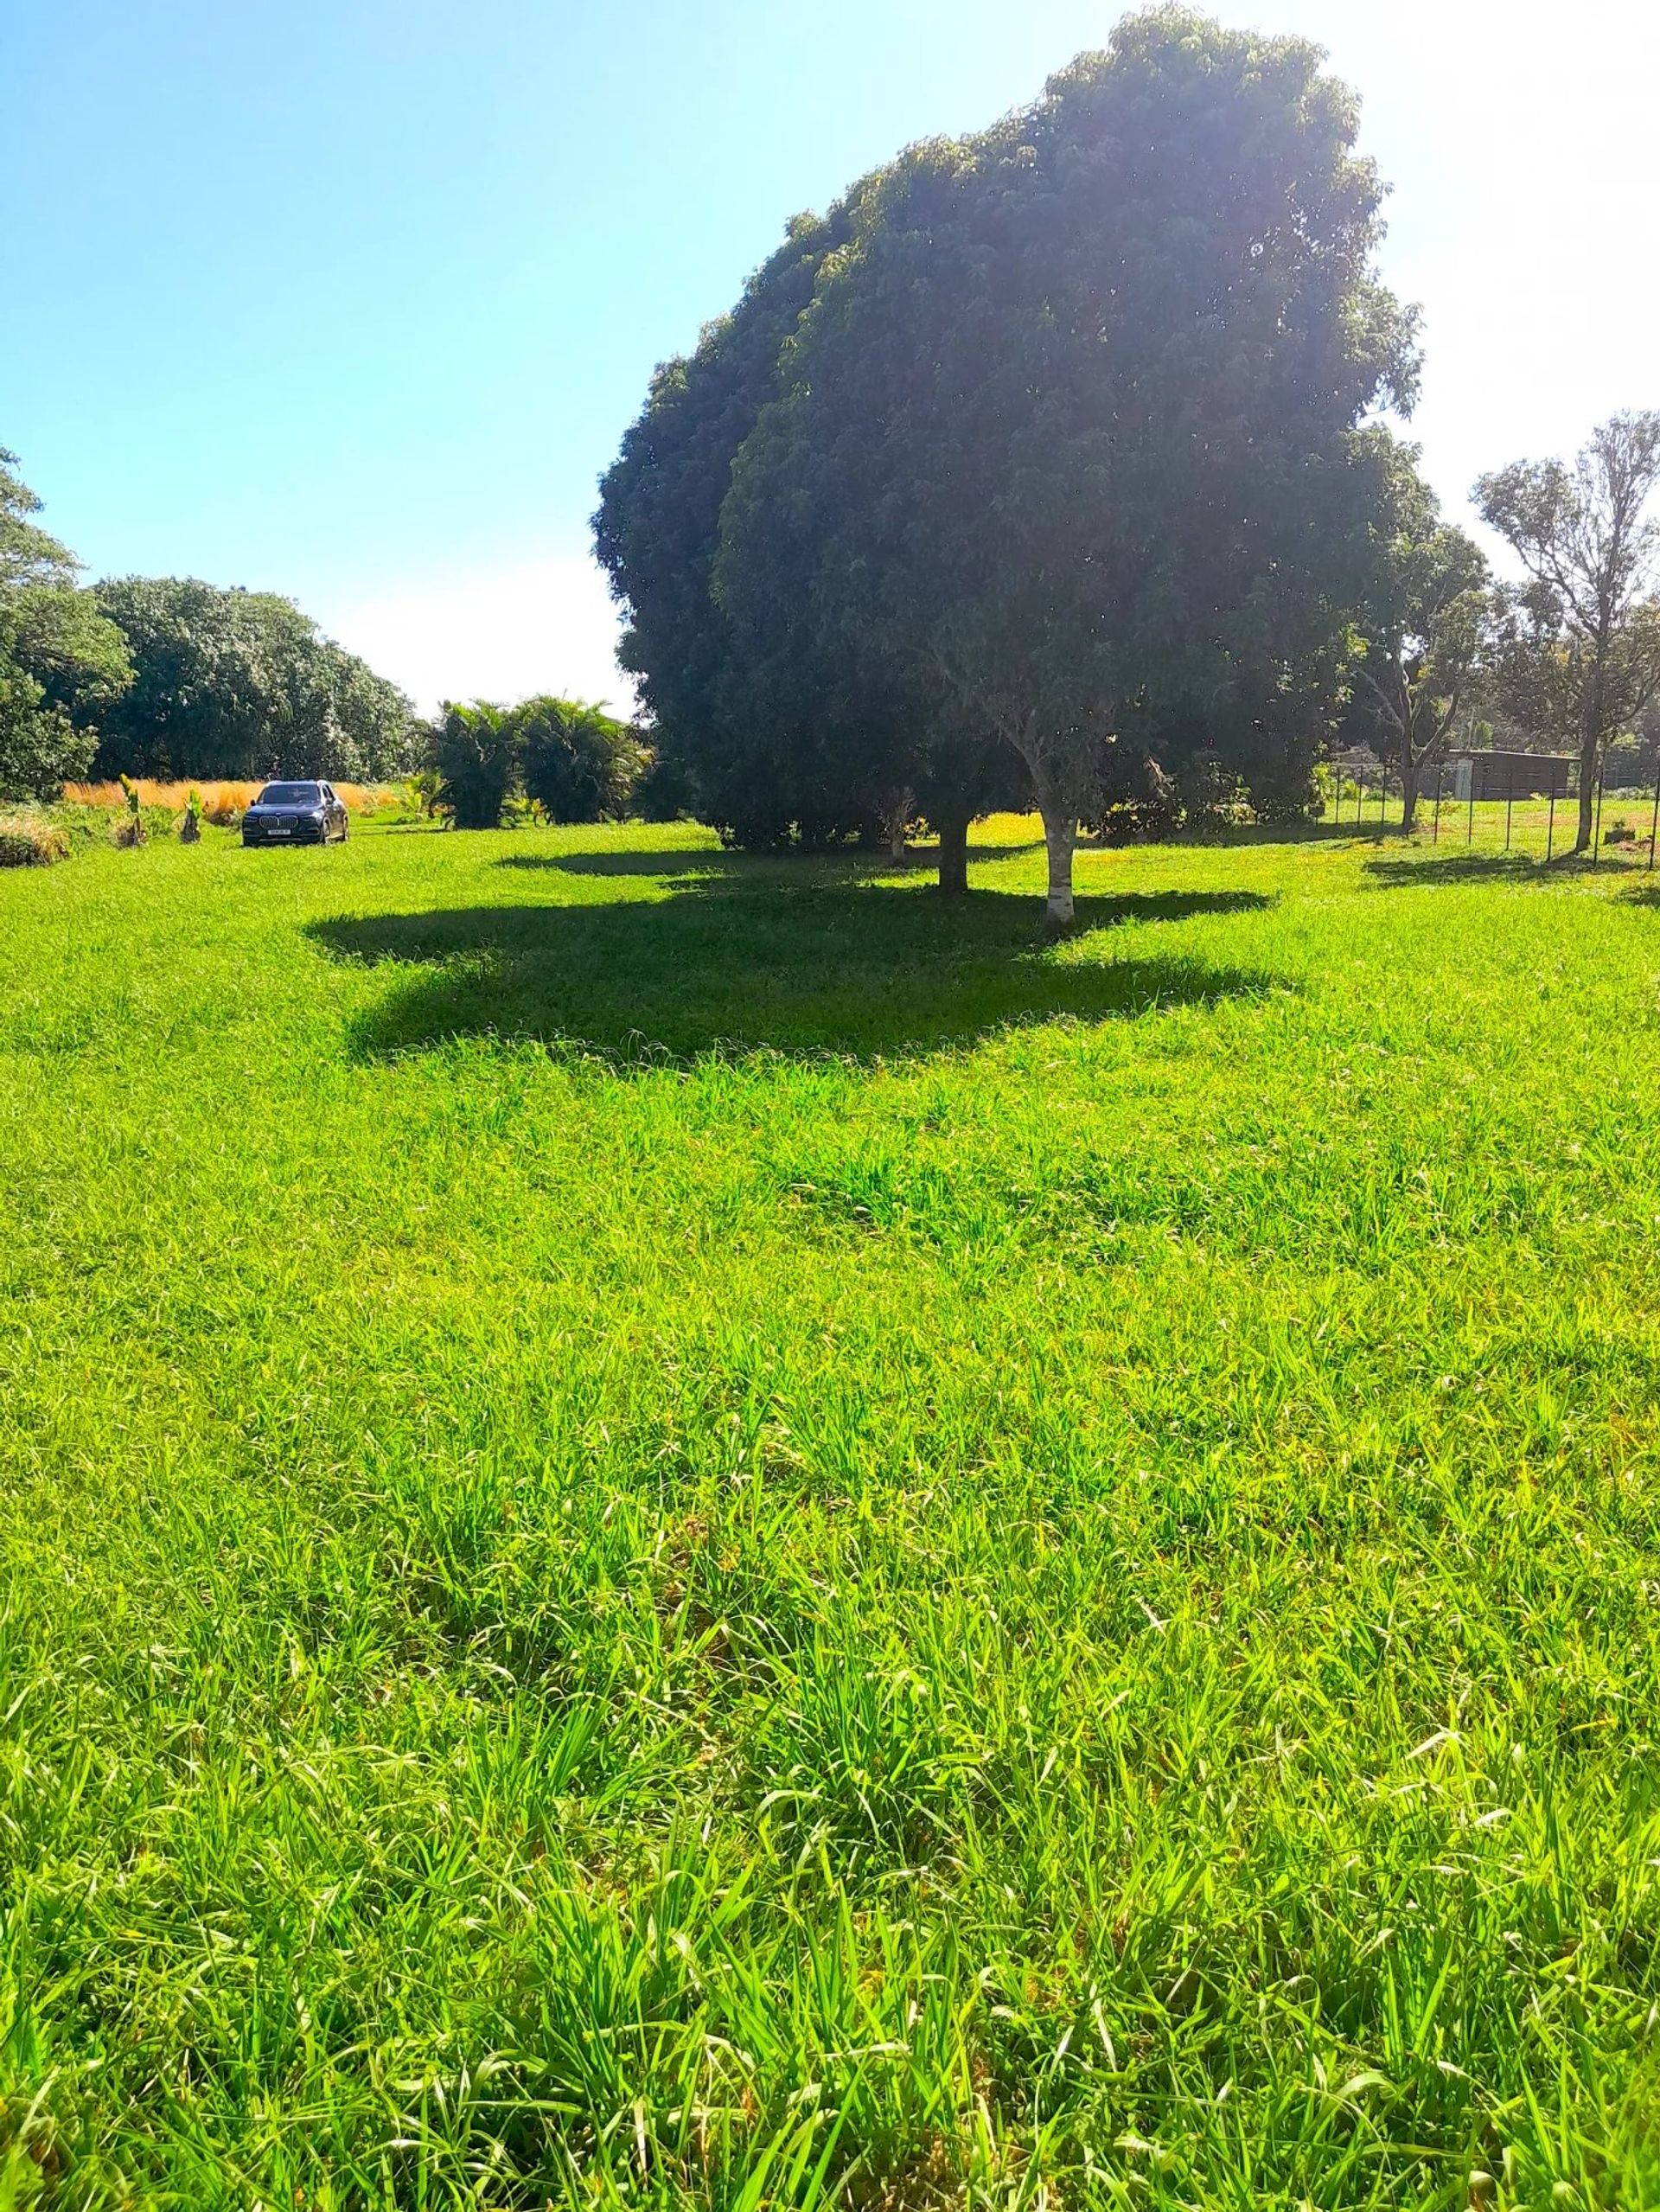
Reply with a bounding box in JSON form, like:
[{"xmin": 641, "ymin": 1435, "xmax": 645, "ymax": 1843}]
[
  {"xmin": 1004, "ymin": 716, "xmax": 1085, "ymax": 926},
  {"xmin": 935, "ymin": 806, "xmax": 969, "ymax": 894},
  {"xmin": 1038, "ymin": 800, "xmax": 1076, "ymax": 925},
  {"xmin": 1401, "ymin": 752, "xmax": 1419, "ymax": 834},
  {"xmin": 880, "ymin": 792, "xmax": 912, "ymax": 863},
  {"xmin": 1577, "ymin": 659, "xmax": 1608, "ymax": 852},
  {"xmin": 1576, "ymin": 730, "xmax": 1598, "ymax": 853}
]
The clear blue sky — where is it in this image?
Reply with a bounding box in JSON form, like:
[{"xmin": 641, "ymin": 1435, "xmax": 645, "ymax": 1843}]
[{"xmin": 6, "ymin": 0, "xmax": 1658, "ymax": 709}]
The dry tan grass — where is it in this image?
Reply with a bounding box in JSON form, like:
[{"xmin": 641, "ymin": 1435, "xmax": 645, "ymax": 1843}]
[
  {"xmin": 0, "ymin": 812, "xmax": 73, "ymax": 866},
  {"xmin": 63, "ymin": 778, "xmax": 398, "ymax": 823}
]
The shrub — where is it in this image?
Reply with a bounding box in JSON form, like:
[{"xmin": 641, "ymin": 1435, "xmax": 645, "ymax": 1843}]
[
  {"xmin": 431, "ymin": 702, "xmax": 517, "ymax": 828},
  {"xmin": 0, "ymin": 812, "xmax": 71, "ymax": 866},
  {"xmin": 1178, "ymin": 751, "xmax": 1254, "ymax": 835},
  {"xmin": 403, "ymin": 768, "xmax": 444, "ymax": 819},
  {"xmin": 518, "ymin": 697, "xmax": 643, "ymax": 822},
  {"xmin": 1091, "ymin": 753, "xmax": 1182, "ymax": 844}
]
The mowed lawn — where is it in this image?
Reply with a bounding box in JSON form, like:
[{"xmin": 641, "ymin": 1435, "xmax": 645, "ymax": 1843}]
[{"xmin": 3, "ymin": 814, "xmax": 1659, "ymax": 2210}]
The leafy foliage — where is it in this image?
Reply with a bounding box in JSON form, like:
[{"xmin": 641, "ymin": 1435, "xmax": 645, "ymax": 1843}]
[
  {"xmin": 0, "ymin": 447, "xmax": 131, "ymax": 802},
  {"xmin": 1476, "ymin": 411, "xmax": 1660, "ymax": 848},
  {"xmin": 1345, "ymin": 440, "xmax": 1491, "ymax": 827},
  {"xmin": 762, "ymin": 13, "xmax": 1414, "ymax": 917},
  {"xmin": 517, "ymin": 696, "xmax": 643, "ymax": 822},
  {"xmin": 603, "ymin": 10, "xmax": 1415, "ymax": 915},
  {"xmin": 429, "ymin": 697, "xmax": 646, "ymax": 829},
  {"xmin": 593, "ymin": 213, "xmax": 859, "ymax": 847},
  {"xmin": 431, "ymin": 700, "xmax": 520, "ymax": 828},
  {"xmin": 89, "ymin": 575, "xmax": 417, "ymax": 783}
]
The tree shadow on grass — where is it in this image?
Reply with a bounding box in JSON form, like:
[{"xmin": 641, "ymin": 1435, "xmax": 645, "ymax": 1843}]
[
  {"xmin": 496, "ymin": 847, "xmax": 758, "ymax": 882},
  {"xmin": 496, "ymin": 842, "xmax": 1038, "ymax": 881},
  {"xmin": 308, "ymin": 879, "xmax": 1279, "ymax": 1064},
  {"xmin": 1362, "ymin": 850, "xmax": 1621, "ymax": 890}
]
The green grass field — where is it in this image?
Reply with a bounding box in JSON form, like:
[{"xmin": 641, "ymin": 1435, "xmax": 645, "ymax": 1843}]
[{"xmin": 3, "ymin": 812, "xmax": 1659, "ymax": 2209}]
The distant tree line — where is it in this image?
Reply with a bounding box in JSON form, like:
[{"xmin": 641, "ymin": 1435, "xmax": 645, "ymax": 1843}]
[
  {"xmin": 597, "ymin": 6, "xmax": 1660, "ymax": 894},
  {"xmin": 87, "ymin": 577, "xmax": 417, "ymax": 785},
  {"xmin": 1, "ymin": 450, "xmax": 421, "ymax": 802},
  {"xmin": 0, "ymin": 446, "xmax": 647, "ymax": 826}
]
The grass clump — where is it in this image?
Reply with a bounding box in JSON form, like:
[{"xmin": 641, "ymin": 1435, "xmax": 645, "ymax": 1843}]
[
  {"xmin": 2, "ymin": 809, "xmax": 1659, "ymax": 2208},
  {"xmin": 0, "ymin": 809, "xmax": 70, "ymax": 865}
]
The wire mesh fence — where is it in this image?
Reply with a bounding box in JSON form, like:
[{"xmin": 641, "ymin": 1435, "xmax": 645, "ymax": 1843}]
[{"xmin": 1325, "ymin": 746, "xmax": 1660, "ymax": 869}]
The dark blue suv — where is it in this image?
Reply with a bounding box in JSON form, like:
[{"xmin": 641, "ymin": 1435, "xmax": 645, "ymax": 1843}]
[{"xmin": 241, "ymin": 781, "xmax": 349, "ymax": 847}]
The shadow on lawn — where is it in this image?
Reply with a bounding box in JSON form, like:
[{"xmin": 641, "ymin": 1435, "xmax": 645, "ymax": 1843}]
[
  {"xmin": 1361, "ymin": 849, "xmax": 1627, "ymax": 890},
  {"xmin": 496, "ymin": 842, "xmax": 1039, "ymax": 880},
  {"xmin": 309, "ymin": 869, "xmax": 1277, "ymax": 1063}
]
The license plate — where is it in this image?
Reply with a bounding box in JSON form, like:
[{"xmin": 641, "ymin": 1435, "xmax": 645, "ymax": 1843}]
[{"xmin": 270, "ymin": 826, "xmax": 290, "ymax": 835}]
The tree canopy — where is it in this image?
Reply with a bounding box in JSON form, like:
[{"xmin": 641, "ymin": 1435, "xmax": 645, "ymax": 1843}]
[
  {"xmin": 0, "ymin": 449, "xmax": 131, "ymax": 803},
  {"xmin": 1476, "ymin": 412, "xmax": 1660, "ymax": 850},
  {"xmin": 598, "ymin": 6, "xmax": 1417, "ymax": 916},
  {"xmin": 88, "ymin": 577, "xmax": 417, "ymax": 783},
  {"xmin": 1345, "ymin": 439, "xmax": 1491, "ymax": 829},
  {"xmin": 593, "ymin": 210, "xmax": 865, "ymax": 848}
]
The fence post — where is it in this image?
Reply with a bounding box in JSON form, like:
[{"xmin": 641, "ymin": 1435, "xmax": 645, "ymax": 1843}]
[{"xmin": 1649, "ymin": 770, "xmax": 1659, "ymax": 871}]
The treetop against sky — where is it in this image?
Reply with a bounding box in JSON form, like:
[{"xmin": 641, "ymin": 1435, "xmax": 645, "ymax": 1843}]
[{"xmin": 6, "ymin": 0, "xmax": 1658, "ymax": 709}]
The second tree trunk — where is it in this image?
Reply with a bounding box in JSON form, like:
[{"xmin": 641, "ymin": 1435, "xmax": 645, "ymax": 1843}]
[
  {"xmin": 1039, "ymin": 803, "xmax": 1076, "ymax": 924},
  {"xmin": 935, "ymin": 809, "xmax": 969, "ymax": 894}
]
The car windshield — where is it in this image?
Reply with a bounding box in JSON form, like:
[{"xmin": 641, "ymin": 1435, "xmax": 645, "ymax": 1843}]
[{"xmin": 256, "ymin": 783, "xmax": 322, "ymax": 806}]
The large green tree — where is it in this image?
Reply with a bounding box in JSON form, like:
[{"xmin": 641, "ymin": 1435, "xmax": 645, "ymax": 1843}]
[
  {"xmin": 1346, "ymin": 440, "xmax": 1491, "ymax": 831},
  {"xmin": 593, "ymin": 212, "xmax": 863, "ymax": 847},
  {"xmin": 1476, "ymin": 412, "xmax": 1660, "ymax": 852},
  {"xmin": 596, "ymin": 178, "xmax": 1032, "ymax": 878},
  {"xmin": 712, "ymin": 10, "xmax": 1416, "ymax": 921},
  {"xmin": 712, "ymin": 368, "xmax": 1021, "ymax": 879},
  {"xmin": 0, "ymin": 448, "xmax": 131, "ymax": 802},
  {"xmin": 90, "ymin": 577, "xmax": 416, "ymax": 783}
]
